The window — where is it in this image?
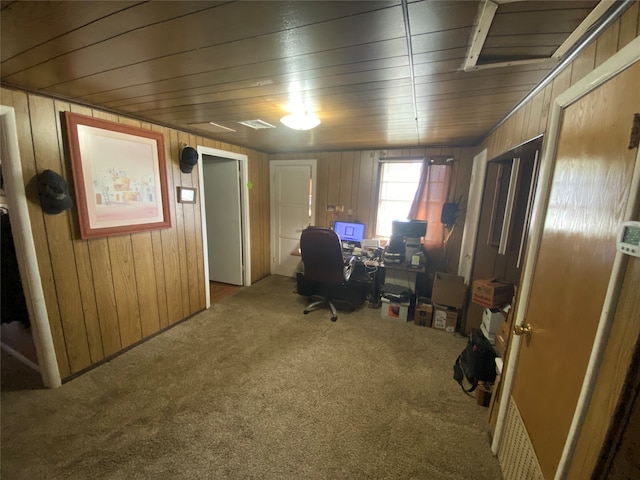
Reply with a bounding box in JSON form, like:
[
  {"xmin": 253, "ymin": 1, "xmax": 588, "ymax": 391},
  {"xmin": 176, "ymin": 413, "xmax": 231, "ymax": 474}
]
[
  {"xmin": 376, "ymin": 161, "xmax": 422, "ymax": 237},
  {"xmin": 376, "ymin": 160, "xmax": 451, "ymax": 247}
]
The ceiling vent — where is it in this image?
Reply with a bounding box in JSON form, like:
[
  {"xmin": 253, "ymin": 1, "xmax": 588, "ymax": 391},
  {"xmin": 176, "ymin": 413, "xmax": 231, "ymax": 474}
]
[
  {"xmin": 236, "ymin": 119, "xmax": 276, "ymax": 130},
  {"xmin": 188, "ymin": 122, "xmax": 237, "ymax": 134}
]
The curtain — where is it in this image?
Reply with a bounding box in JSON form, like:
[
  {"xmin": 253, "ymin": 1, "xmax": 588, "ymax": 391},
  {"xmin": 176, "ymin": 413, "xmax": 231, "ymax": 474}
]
[{"xmin": 408, "ymin": 161, "xmax": 452, "ymax": 269}]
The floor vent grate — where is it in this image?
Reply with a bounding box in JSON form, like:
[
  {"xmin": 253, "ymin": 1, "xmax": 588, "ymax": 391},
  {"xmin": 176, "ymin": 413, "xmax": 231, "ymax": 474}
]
[{"xmin": 498, "ymin": 396, "xmax": 544, "ymax": 480}]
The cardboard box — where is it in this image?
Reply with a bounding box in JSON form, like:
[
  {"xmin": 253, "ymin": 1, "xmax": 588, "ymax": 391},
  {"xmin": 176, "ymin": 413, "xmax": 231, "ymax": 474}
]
[
  {"xmin": 432, "ymin": 272, "xmax": 467, "ymax": 309},
  {"xmin": 471, "ymin": 278, "xmax": 514, "ymax": 308},
  {"xmin": 433, "ymin": 304, "xmax": 460, "ymax": 332},
  {"xmin": 381, "ymin": 297, "xmax": 410, "ymax": 321},
  {"xmin": 414, "ymin": 298, "xmax": 433, "ymax": 326}
]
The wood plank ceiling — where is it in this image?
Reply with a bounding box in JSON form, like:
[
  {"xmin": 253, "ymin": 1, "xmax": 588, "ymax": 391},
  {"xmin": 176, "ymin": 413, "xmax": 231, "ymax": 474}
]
[{"xmin": 1, "ymin": 0, "xmax": 601, "ymax": 153}]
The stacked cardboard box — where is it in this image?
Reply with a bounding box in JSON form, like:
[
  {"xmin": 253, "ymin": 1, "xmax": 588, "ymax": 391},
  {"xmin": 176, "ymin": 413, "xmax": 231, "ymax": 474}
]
[
  {"xmin": 380, "ymin": 297, "xmax": 410, "ymax": 321},
  {"xmin": 432, "ymin": 305, "xmax": 459, "ymax": 333},
  {"xmin": 414, "ymin": 298, "xmax": 433, "ymax": 327},
  {"xmin": 471, "ymin": 278, "xmax": 514, "ymax": 308},
  {"xmin": 431, "ymin": 272, "xmax": 467, "ymax": 333}
]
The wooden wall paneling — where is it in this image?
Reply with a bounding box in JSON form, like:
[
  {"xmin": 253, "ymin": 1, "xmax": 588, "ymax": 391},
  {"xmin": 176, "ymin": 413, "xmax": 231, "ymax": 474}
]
[
  {"xmin": 150, "ymin": 229, "xmax": 169, "ymax": 329},
  {"xmin": 55, "ymin": 100, "xmax": 104, "ymax": 364},
  {"xmin": 355, "ymin": 150, "xmax": 376, "ymax": 236},
  {"xmin": 538, "ymin": 83, "xmax": 554, "ymax": 136},
  {"xmin": 107, "ymin": 234, "xmax": 142, "ymax": 349},
  {"xmin": 524, "ymin": 88, "xmax": 545, "ymax": 141},
  {"xmin": 178, "ymin": 131, "xmax": 200, "ymax": 313},
  {"xmin": 570, "ymin": 42, "xmax": 596, "ymax": 86},
  {"xmin": 339, "ymin": 151, "xmax": 355, "ymax": 219},
  {"xmin": 327, "ymin": 152, "xmax": 342, "ymax": 222},
  {"xmin": 74, "ymin": 107, "xmax": 122, "ymax": 359},
  {"xmin": 494, "ymin": 117, "xmax": 508, "ymax": 158},
  {"xmin": 89, "ymin": 110, "xmax": 142, "ymax": 349},
  {"xmin": 349, "ymin": 151, "xmax": 361, "ymax": 224},
  {"xmin": 595, "ymin": 18, "xmax": 621, "ymax": 68},
  {"xmin": 519, "ymin": 100, "xmax": 533, "ymax": 143},
  {"xmin": 169, "ymin": 129, "xmax": 190, "ymax": 318},
  {"xmin": 86, "ymin": 236, "xmax": 122, "ymax": 357},
  {"xmin": 156, "ymin": 125, "xmax": 183, "ymax": 324},
  {"xmin": 119, "ymin": 117, "xmax": 162, "ymax": 338},
  {"xmin": 5, "ymin": 89, "xmax": 72, "ymax": 378},
  {"xmin": 501, "ymin": 115, "xmax": 517, "ymax": 155},
  {"xmin": 618, "ymin": 0, "xmax": 639, "ymax": 48},
  {"xmin": 130, "ymin": 230, "xmax": 161, "ymax": 338},
  {"xmin": 29, "ymin": 94, "xmax": 92, "ymax": 373},
  {"xmin": 315, "ymin": 153, "xmax": 330, "ymax": 226},
  {"xmin": 511, "ymin": 105, "xmax": 526, "ymax": 148},
  {"xmin": 141, "ymin": 124, "xmax": 171, "ymax": 330},
  {"xmin": 144, "ymin": 126, "xmax": 168, "ymax": 329}
]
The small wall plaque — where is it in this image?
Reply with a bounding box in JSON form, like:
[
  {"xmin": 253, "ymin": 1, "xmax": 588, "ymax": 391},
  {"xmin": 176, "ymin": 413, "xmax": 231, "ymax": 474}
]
[{"xmin": 177, "ymin": 187, "xmax": 197, "ymax": 204}]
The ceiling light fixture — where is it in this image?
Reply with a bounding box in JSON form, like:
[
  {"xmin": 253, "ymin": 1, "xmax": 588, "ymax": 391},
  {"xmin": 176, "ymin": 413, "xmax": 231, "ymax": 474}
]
[{"xmin": 280, "ymin": 111, "xmax": 321, "ymax": 131}]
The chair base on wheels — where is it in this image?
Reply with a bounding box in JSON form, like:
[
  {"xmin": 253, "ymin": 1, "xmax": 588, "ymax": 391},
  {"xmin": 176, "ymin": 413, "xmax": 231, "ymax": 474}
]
[{"xmin": 303, "ymin": 294, "xmax": 355, "ymax": 322}]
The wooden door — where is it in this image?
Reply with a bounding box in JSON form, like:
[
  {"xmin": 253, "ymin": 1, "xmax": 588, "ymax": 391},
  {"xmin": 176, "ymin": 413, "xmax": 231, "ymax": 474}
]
[
  {"xmin": 270, "ymin": 160, "xmax": 317, "ymax": 277},
  {"xmin": 509, "ymin": 60, "xmax": 640, "ymax": 479}
]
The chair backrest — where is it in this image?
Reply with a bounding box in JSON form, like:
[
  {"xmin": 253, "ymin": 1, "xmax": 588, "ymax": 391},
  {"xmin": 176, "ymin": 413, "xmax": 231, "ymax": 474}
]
[{"xmin": 300, "ymin": 226, "xmax": 348, "ymax": 284}]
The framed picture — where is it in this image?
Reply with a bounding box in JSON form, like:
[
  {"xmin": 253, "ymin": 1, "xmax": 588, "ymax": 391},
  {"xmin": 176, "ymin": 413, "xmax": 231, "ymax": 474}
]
[
  {"xmin": 64, "ymin": 112, "xmax": 171, "ymax": 239},
  {"xmin": 177, "ymin": 186, "xmax": 197, "ymax": 204}
]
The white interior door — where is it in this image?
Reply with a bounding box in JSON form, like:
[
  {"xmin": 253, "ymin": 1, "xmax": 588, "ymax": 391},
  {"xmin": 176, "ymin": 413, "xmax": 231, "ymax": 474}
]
[
  {"xmin": 203, "ymin": 155, "xmax": 243, "ymax": 285},
  {"xmin": 270, "ymin": 160, "xmax": 316, "ymax": 277}
]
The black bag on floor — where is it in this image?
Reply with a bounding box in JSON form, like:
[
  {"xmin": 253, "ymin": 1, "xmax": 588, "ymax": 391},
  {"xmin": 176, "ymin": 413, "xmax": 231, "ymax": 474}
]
[{"xmin": 453, "ymin": 329, "xmax": 497, "ymax": 395}]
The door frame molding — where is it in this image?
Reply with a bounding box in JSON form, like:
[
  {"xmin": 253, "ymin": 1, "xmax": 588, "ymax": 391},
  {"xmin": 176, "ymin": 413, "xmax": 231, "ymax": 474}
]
[
  {"xmin": 458, "ymin": 148, "xmax": 487, "ymax": 284},
  {"xmin": 0, "ymin": 105, "xmax": 61, "ymax": 388},
  {"xmin": 269, "ymin": 159, "xmax": 317, "ymax": 275},
  {"xmin": 197, "ymin": 146, "xmax": 252, "ymax": 309},
  {"xmin": 492, "ymin": 35, "xmax": 640, "ymax": 478}
]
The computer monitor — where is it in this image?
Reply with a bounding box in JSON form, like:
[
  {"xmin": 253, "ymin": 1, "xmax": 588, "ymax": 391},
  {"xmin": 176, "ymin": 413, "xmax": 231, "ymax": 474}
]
[
  {"xmin": 391, "ymin": 220, "xmax": 427, "ymax": 238},
  {"xmin": 333, "ymin": 221, "xmax": 366, "ymax": 245}
]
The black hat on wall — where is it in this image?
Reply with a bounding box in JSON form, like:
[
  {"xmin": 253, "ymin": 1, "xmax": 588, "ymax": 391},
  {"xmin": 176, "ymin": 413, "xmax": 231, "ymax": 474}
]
[
  {"xmin": 180, "ymin": 145, "xmax": 199, "ymax": 174},
  {"xmin": 37, "ymin": 169, "xmax": 73, "ymax": 214}
]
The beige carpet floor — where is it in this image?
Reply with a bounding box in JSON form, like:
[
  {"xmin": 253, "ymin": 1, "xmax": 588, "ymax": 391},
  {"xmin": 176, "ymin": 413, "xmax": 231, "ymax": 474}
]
[{"xmin": 1, "ymin": 275, "xmax": 502, "ymax": 479}]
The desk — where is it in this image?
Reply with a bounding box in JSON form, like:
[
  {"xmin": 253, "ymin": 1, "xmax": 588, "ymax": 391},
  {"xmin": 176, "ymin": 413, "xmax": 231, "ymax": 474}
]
[
  {"xmin": 294, "ymin": 246, "xmax": 426, "ymax": 308},
  {"xmin": 354, "ymin": 259, "xmax": 425, "ymax": 307}
]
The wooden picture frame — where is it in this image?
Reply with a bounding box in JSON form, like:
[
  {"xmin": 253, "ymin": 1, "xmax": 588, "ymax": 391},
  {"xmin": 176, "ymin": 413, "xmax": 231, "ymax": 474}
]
[
  {"xmin": 177, "ymin": 186, "xmax": 197, "ymax": 204},
  {"xmin": 64, "ymin": 112, "xmax": 171, "ymax": 239}
]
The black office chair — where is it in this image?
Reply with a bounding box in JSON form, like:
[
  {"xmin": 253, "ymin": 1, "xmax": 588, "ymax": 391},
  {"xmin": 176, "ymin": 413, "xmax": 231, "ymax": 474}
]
[{"xmin": 299, "ymin": 226, "xmax": 356, "ymax": 322}]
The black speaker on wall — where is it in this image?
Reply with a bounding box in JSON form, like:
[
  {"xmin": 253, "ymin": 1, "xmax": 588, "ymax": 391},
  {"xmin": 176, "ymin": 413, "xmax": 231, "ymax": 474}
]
[{"xmin": 441, "ymin": 202, "xmax": 458, "ymax": 226}]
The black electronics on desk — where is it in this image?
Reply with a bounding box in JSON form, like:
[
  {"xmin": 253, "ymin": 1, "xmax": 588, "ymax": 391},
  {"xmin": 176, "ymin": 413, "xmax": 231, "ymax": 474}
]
[{"xmin": 383, "ymin": 220, "xmax": 428, "ymax": 264}]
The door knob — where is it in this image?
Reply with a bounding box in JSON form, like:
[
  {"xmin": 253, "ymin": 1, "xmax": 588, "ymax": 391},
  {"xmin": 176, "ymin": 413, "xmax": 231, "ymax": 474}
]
[{"xmin": 513, "ymin": 323, "xmax": 532, "ymax": 337}]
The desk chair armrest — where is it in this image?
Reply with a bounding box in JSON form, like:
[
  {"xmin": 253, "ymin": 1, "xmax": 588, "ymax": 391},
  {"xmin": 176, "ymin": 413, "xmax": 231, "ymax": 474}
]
[{"xmin": 343, "ymin": 255, "xmax": 356, "ymax": 281}]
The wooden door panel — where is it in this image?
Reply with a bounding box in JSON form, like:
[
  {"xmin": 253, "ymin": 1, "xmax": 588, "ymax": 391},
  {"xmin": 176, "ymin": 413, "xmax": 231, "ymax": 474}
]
[{"xmin": 511, "ymin": 61, "xmax": 640, "ymax": 479}]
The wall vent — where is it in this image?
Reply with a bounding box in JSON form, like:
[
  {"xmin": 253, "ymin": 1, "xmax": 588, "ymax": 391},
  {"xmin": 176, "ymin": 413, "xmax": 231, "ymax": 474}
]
[{"xmin": 498, "ymin": 396, "xmax": 544, "ymax": 480}]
